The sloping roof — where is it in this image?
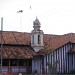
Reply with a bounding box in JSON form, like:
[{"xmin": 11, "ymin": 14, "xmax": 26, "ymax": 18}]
[
  {"xmin": 0, "ymin": 31, "xmax": 75, "ymax": 56},
  {"xmin": 0, "ymin": 45, "xmax": 36, "ymax": 59},
  {"xmin": 0, "ymin": 31, "xmax": 31, "ymax": 45},
  {"xmin": 38, "ymin": 33, "xmax": 75, "ymax": 55}
]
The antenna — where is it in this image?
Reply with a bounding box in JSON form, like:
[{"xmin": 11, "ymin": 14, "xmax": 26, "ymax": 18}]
[{"xmin": 17, "ymin": 10, "xmax": 23, "ymax": 32}]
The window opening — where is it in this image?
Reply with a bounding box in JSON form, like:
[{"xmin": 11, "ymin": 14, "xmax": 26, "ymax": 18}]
[
  {"xmin": 38, "ymin": 35, "xmax": 41, "ymax": 44},
  {"xmin": 32, "ymin": 35, "xmax": 34, "ymax": 44}
]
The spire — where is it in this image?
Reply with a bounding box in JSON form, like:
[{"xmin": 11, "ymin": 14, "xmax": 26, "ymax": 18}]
[
  {"xmin": 33, "ymin": 17, "xmax": 40, "ymax": 26},
  {"xmin": 33, "ymin": 17, "xmax": 41, "ymax": 31}
]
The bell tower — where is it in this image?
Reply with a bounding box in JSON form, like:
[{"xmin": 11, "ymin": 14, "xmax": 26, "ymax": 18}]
[{"xmin": 31, "ymin": 17, "xmax": 44, "ymax": 52}]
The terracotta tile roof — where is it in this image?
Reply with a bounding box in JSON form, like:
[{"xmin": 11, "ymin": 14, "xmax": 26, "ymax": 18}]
[
  {"xmin": 0, "ymin": 31, "xmax": 30, "ymax": 45},
  {"xmin": 38, "ymin": 33, "xmax": 75, "ymax": 55},
  {"xmin": 0, "ymin": 45, "xmax": 36, "ymax": 59},
  {"xmin": 0, "ymin": 31, "xmax": 75, "ymax": 55}
]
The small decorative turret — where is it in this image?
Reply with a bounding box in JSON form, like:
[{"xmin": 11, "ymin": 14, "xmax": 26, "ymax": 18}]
[
  {"xmin": 31, "ymin": 17, "xmax": 44, "ymax": 52},
  {"xmin": 33, "ymin": 17, "xmax": 40, "ymax": 31},
  {"xmin": 33, "ymin": 17, "xmax": 40, "ymax": 25}
]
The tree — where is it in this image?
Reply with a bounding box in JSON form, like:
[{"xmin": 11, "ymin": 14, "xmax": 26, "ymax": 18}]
[
  {"xmin": 47, "ymin": 50, "xmax": 59, "ymax": 75},
  {"xmin": 47, "ymin": 60, "xmax": 59, "ymax": 74}
]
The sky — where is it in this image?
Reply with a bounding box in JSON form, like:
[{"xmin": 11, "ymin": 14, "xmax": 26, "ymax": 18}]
[{"xmin": 0, "ymin": 0, "xmax": 75, "ymax": 35}]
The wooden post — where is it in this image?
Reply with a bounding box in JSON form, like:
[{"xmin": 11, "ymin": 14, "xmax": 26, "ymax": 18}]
[{"xmin": 9, "ymin": 59, "xmax": 10, "ymax": 74}]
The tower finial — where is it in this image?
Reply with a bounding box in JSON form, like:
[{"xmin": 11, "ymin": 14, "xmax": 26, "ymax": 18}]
[{"xmin": 33, "ymin": 17, "xmax": 40, "ymax": 26}]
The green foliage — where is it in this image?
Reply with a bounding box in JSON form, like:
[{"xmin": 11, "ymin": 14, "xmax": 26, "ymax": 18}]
[
  {"xmin": 47, "ymin": 60, "xmax": 59, "ymax": 74},
  {"xmin": 47, "ymin": 49, "xmax": 60, "ymax": 74}
]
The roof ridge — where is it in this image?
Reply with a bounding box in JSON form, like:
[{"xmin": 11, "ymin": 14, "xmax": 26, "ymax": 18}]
[{"xmin": 0, "ymin": 31, "xmax": 31, "ymax": 34}]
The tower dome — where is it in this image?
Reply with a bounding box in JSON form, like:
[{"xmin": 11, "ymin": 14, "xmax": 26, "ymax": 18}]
[
  {"xmin": 33, "ymin": 17, "xmax": 41, "ymax": 31},
  {"xmin": 33, "ymin": 17, "xmax": 40, "ymax": 25}
]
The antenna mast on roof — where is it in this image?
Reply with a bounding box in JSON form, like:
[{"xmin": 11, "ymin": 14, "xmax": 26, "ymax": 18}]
[{"xmin": 17, "ymin": 10, "xmax": 23, "ymax": 32}]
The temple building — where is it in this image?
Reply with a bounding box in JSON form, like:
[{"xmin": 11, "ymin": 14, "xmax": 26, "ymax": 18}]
[{"xmin": 0, "ymin": 17, "xmax": 75, "ymax": 75}]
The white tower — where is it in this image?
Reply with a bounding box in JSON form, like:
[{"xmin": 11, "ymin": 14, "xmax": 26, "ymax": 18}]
[{"xmin": 31, "ymin": 17, "xmax": 44, "ymax": 52}]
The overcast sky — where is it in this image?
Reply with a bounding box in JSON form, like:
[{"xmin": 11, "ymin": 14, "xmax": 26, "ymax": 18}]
[{"xmin": 0, "ymin": 0, "xmax": 75, "ymax": 35}]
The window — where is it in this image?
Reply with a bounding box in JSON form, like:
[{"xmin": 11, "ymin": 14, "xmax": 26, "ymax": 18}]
[
  {"xmin": 10, "ymin": 59, "xmax": 17, "ymax": 66},
  {"xmin": 38, "ymin": 35, "xmax": 41, "ymax": 44},
  {"xmin": 32, "ymin": 35, "xmax": 34, "ymax": 44},
  {"xmin": 19, "ymin": 59, "xmax": 25, "ymax": 66},
  {"xmin": 3, "ymin": 59, "xmax": 9, "ymax": 66}
]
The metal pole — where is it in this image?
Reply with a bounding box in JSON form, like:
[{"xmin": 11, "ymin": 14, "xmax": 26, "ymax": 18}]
[
  {"xmin": 0, "ymin": 17, "xmax": 3, "ymax": 75},
  {"xmin": 17, "ymin": 10, "xmax": 23, "ymax": 32},
  {"xmin": 20, "ymin": 12, "xmax": 22, "ymax": 31}
]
